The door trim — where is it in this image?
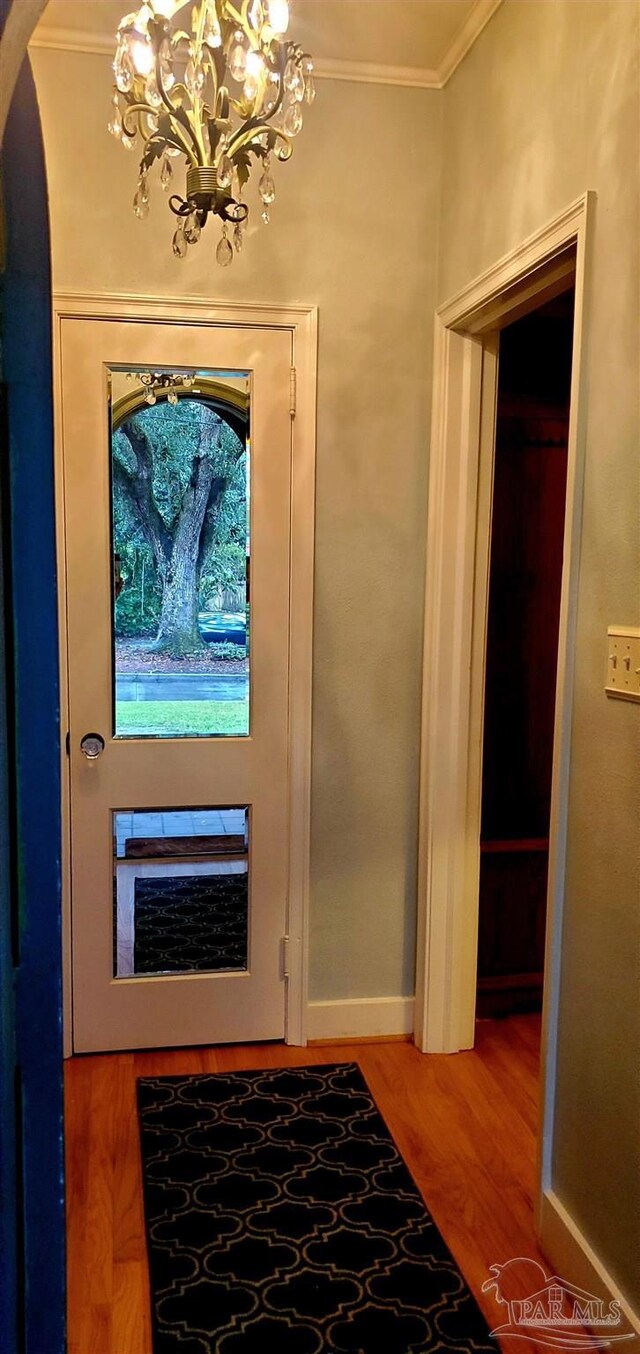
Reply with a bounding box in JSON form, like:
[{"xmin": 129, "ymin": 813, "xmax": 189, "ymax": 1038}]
[
  {"xmin": 414, "ymin": 194, "xmax": 593, "ymax": 1184},
  {"xmin": 53, "ymin": 292, "xmax": 317, "ymax": 1052}
]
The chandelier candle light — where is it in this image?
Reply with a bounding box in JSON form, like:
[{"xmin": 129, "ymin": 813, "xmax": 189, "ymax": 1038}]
[{"xmin": 109, "ymin": 0, "xmax": 314, "ymax": 265}]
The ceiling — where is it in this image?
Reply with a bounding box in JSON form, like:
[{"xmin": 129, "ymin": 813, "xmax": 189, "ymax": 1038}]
[{"xmin": 32, "ymin": 0, "xmax": 502, "ymax": 86}]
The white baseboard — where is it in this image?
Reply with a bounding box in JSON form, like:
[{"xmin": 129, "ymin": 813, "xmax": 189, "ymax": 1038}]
[
  {"xmin": 307, "ymin": 996, "xmax": 414, "ymax": 1042},
  {"xmin": 539, "ymin": 1189, "xmax": 640, "ymax": 1346}
]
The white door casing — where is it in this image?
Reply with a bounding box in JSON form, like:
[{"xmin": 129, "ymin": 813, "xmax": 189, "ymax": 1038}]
[{"xmin": 415, "ymin": 195, "xmax": 593, "ymax": 1206}]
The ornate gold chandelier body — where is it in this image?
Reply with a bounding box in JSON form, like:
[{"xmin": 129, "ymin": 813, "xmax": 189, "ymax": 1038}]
[{"xmin": 109, "ymin": 0, "xmax": 314, "ymax": 264}]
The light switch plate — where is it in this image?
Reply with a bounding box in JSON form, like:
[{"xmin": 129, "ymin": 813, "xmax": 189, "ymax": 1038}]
[{"xmin": 605, "ymin": 627, "xmax": 640, "ymax": 702}]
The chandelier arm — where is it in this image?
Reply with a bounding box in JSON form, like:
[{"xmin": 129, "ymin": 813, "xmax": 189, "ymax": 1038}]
[
  {"xmin": 154, "ymin": 45, "xmax": 180, "ymax": 122},
  {"xmin": 186, "ymin": 107, "xmax": 211, "ymax": 165},
  {"xmin": 125, "ymin": 103, "xmax": 148, "ymax": 143},
  {"xmin": 224, "ymin": 2, "xmax": 247, "ymax": 33},
  {"xmin": 188, "ymin": 1, "xmax": 209, "ymax": 162},
  {"xmin": 149, "ymin": 27, "xmax": 202, "ymax": 162},
  {"xmin": 194, "ymin": 0, "xmax": 207, "ymax": 51},
  {"xmin": 122, "ymin": 99, "xmax": 156, "ymax": 138},
  {"xmin": 118, "ymin": 53, "xmax": 199, "ymax": 162},
  {"xmin": 137, "ymin": 115, "xmax": 153, "ymax": 146},
  {"xmin": 227, "ymin": 117, "xmax": 288, "ymax": 158},
  {"xmin": 143, "ymin": 131, "xmax": 186, "ymax": 167},
  {"xmin": 241, "ymin": 0, "xmax": 262, "ymax": 52},
  {"xmin": 201, "ymin": 50, "xmax": 219, "ymax": 159},
  {"xmin": 187, "ymin": 33, "xmax": 224, "ymax": 166},
  {"xmin": 168, "ymin": 194, "xmax": 192, "ymax": 217},
  {"xmin": 268, "ymin": 127, "xmax": 293, "ymax": 160},
  {"xmin": 221, "ymin": 199, "xmax": 249, "ymax": 224},
  {"xmin": 151, "ymin": 108, "xmax": 194, "ymax": 161},
  {"xmin": 226, "ymin": 38, "xmax": 286, "ymax": 131},
  {"xmin": 161, "ymin": 84, "xmax": 203, "ymax": 162},
  {"xmin": 211, "ymin": 44, "xmax": 227, "ymax": 113}
]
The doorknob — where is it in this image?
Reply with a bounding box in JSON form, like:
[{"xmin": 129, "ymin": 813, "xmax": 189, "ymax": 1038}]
[{"xmin": 80, "ymin": 733, "xmax": 105, "ymax": 760}]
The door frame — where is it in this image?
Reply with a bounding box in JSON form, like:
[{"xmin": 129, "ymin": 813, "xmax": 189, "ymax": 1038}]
[
  {"xmin": 53, "ymin": 291, "xmax": 317, "ymax": 1053},
  {"xmin": 414, "ymin": 193, "xmax": 593, "ymax": 1171}
]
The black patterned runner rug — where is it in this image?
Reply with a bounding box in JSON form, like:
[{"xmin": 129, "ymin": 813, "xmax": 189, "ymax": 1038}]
[{"xmin": 138, "ymin": 1062, "xmax": 495, "ymax": 1354}]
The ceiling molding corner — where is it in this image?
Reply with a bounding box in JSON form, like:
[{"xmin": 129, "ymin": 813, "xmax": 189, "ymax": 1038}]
[
  {"xmin": 437, "ymin": 0, "xmax": 504, "ymax": 86},
  {"xmin": 29, "ymin": 25, "xmax": 112, "ymax": 56}
]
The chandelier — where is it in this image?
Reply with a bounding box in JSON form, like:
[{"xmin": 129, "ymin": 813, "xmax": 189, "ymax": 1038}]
[{"xmin": 109, "ymin": 0, "xmax": 314, "ymax": 266}]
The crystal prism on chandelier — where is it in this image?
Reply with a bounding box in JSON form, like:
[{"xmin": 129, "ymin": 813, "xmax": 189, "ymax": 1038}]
[{"xmin": 110, "ymin": 0, "xmax": 315, "ymax": 265}]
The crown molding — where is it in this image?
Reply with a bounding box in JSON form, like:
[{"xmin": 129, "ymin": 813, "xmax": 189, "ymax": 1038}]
[
  {"xmin": 315, "ymin": 57, "xmax": 440, "ymax": 90},
  {"xmin": 28, "ymin": 0, "xmax": 504, "ymax": 89},
  {"xmin": 27, "ymin": 29, "xmax": 442, "ymax": 87},
  {"xmin": 437, "ymin": 0, "xmax": 504, "ymax": 85},
  {"xmin": 29, "ymin": 26, "xmax": 114, "ymax": 56}
]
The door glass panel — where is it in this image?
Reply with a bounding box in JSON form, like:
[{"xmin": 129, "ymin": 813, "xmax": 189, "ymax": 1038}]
[
  {"xmin": 109, "ymin": 367, "xmax": 250, "ymax": 739},
  {"xmin": 113, "ymin": 807, "xmax": 249, "ymax": 978}
]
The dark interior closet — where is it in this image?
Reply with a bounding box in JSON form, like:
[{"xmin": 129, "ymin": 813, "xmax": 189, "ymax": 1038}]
[{"xmin": 476, "ymin": 290, "xmax": 575, "ymax": 1018}]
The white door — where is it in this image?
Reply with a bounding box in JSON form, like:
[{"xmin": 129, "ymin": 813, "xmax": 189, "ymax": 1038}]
[{"xmin": 60, "ymin": 317, "xmax": 292, "ymax": 1053}]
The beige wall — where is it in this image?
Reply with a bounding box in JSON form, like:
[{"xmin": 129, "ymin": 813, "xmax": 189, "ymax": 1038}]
[
  {"xmin": 440, "ymin": 0, "xmax": 640, "ymax": 1308},
  {"xmin": 31, "ymin": 47, "xmax": 441, "ymax": 1003}
]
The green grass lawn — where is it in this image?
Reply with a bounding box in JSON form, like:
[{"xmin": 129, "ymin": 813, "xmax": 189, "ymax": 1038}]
[{"xmin": 116, "ymin": 700, "xmax": 249, "ymax": 737}]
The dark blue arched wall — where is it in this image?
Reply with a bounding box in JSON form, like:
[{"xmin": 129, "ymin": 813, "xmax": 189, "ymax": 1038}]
[{"xmin": 0, "ymin": 33, "xmax": 66, "ymax": 1354}]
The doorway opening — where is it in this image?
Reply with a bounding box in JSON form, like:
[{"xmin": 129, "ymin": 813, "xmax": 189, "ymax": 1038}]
[
  {"xmin": 476, "ymin": 291, "xmax": 575, "ymax": 1021},
  {"xmin": 416, "ymin": 196, "xmax": 591, "ymax": 1077}
]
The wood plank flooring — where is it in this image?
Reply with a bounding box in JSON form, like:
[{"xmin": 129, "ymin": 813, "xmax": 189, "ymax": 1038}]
[{"xmin": 66, "ymin": 1014, "xmax": 552, "ymax": 1353}]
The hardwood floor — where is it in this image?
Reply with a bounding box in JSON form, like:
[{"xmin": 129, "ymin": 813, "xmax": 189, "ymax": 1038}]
[{"xmin": 66, "ymin": 1014, "xmax": 552, "ymax": 1353}]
